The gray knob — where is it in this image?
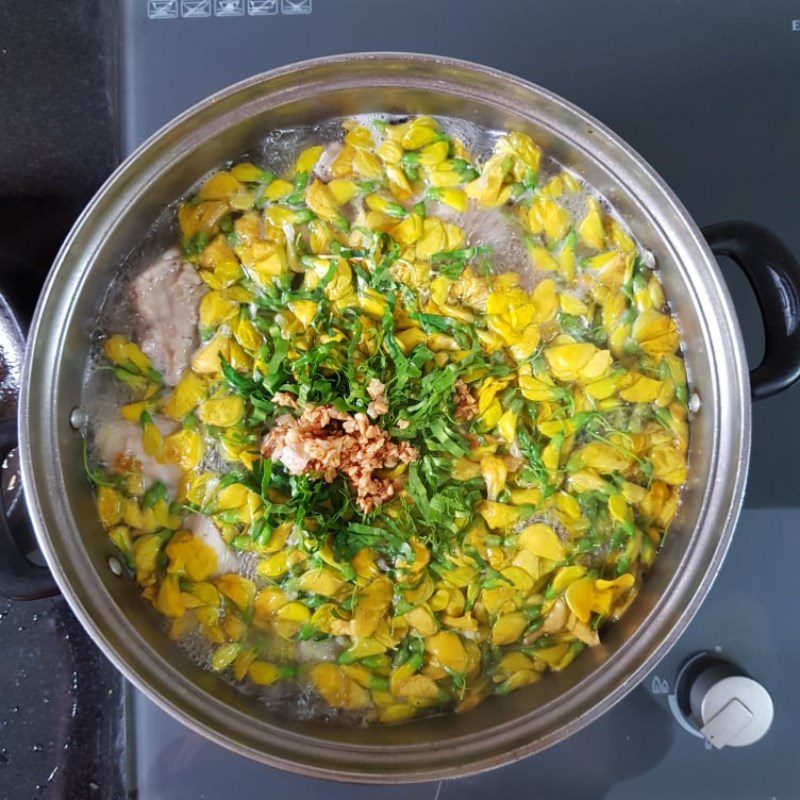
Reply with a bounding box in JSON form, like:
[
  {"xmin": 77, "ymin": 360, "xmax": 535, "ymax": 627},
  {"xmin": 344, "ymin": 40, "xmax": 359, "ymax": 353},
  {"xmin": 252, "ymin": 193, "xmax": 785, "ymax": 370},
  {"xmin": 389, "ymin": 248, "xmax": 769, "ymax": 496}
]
[{"xmin": 689, "ymin": 663, "xmax": 774, "ymax": 748}]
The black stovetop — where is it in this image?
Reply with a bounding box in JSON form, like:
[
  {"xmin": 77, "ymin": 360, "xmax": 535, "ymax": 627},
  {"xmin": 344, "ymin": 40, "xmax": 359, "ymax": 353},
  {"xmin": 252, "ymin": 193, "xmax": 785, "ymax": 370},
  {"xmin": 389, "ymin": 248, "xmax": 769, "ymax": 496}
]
[
  {"xmin": 2, "ymin": 1, "xmax": 800, "ymax": 798},
  {"xmin": 0, "ymin": 3, "xmax": 124, "ymax": 799}
]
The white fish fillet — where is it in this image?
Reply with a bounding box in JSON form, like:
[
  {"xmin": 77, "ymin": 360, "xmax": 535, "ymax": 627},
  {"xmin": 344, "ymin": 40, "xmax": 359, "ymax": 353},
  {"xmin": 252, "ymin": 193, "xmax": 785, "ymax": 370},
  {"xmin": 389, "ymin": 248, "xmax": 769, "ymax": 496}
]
[
  {"xmin": 97, "ymin": 418, "xmax": 181, "ymax": 495},
  {"xmin": 131, "ymin": 247, "xmax": 205, "ymax": 385},
  {"xmin": 430, "ymin": 200, "xmax": 533, "ymax": 287},
  {"xmin": 186, "ymin": 513, "xmax": 238, "ymax": 576},
  {"xmin": 312, "ymin": 142, "xmax": 342, "ymax": 182}
]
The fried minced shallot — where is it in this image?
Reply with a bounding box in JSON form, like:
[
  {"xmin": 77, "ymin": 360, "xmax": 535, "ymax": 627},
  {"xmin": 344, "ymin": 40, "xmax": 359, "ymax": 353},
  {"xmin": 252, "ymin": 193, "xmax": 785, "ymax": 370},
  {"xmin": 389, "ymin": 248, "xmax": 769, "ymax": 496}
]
[
  {"xmin": 261, "ymin": 404, "xmax": 418, "ymax": 513},
  {"xmin": 453, "ymin": 379, "xmax": 478, "ymax": 422},
  {"xmin": 366, "ymin": 377, "xmax": 389, "ymax": 418},
  {"xmin": 272, "ymin": 391, "xmax": 299, "ymax": 409}
]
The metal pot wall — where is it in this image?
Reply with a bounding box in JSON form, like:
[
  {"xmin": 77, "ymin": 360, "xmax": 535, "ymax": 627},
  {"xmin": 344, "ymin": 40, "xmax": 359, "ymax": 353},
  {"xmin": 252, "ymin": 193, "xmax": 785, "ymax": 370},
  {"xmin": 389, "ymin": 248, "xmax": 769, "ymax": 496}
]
[{"xmin": 2, "ymin": 54, "xmax": 800, "ymax": 783}]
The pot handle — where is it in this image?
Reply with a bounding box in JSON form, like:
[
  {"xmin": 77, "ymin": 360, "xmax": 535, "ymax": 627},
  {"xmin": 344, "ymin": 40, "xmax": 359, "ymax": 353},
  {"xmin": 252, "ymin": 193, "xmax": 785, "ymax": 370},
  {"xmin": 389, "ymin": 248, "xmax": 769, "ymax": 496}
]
[
  {"xmin": 703, "ymin": 220, "xmax": 800, "ymax": 400},
  {"xmin": 0, "ymin": 292, "xmax": 59, "ymax": 600}
]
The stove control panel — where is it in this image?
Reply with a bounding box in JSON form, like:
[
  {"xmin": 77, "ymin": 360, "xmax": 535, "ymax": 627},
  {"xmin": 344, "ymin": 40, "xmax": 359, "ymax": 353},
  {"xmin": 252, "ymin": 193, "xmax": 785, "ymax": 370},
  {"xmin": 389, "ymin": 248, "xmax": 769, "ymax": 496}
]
[{"xmin": 669, "ymin": 652, "xmax": 773, "ymax": 748}]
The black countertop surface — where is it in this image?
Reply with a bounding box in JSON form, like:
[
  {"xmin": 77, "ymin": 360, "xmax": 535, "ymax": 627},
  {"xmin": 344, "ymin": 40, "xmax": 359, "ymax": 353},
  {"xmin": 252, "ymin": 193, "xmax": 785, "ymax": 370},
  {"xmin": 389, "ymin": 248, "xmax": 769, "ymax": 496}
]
[
  {"xmin": 0, "ymin": 4, "xmax": 124, "ymax": 799},
  {"xmin": 0, "ymin": 0, "xmax": 118, "ymax": 313}
]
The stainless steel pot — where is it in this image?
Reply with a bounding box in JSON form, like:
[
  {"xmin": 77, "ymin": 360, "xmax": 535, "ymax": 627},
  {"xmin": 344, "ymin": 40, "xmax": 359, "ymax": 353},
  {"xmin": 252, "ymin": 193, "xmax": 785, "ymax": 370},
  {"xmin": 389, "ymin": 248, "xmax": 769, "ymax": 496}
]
[{"xmin": 2, "ymin": 53, "xmax": 800, "ymax": 783}]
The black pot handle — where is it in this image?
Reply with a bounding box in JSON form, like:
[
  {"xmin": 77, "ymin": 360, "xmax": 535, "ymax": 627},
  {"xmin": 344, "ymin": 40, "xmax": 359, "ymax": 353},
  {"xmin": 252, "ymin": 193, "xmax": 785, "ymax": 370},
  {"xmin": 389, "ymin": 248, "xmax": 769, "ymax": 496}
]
[
  {"xmin": 703, "ymin": 220, "xmax": 800, "ymax": 400},
  {"xmin": 0, "ymin": 292, "xmax": 59, "ymax": 600}
]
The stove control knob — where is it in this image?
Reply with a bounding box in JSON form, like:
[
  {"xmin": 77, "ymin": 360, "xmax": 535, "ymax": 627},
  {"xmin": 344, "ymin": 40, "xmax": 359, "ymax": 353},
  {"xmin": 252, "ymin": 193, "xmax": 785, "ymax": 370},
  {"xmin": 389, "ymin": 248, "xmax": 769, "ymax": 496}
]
[{"xmin": 681, "ymin": 656, "xmax": 774, "ymax": 748}]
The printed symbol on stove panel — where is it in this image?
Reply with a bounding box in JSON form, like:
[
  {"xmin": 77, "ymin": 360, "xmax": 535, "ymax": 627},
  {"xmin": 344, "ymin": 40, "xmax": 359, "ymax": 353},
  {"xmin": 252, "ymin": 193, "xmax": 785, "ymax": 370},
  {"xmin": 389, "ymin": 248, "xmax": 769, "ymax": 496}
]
[
  {"xmin": 182, "ymin": 0, "xmax": 212, "ymax": 16},
  {"xmin": 249, "ymin": 0, "xmax": 278, "ymax": 14},
  {"xmin": 281, "ymin": 0, "xmax": 312, "ymax": 14},
  {"xmin": 650, "ymin": 676, "xmax": 669, "ymax": 695},
  {"xmin": 215, "ymin": 0, "xmax": 244, "ymax": 15},
  {"xmin": 793, "ymin": 20, "xmax": 800, "ymax": 31},
  {"xmin": 148, "ymin": 0, "xmax": 178, "ymax": 18}
]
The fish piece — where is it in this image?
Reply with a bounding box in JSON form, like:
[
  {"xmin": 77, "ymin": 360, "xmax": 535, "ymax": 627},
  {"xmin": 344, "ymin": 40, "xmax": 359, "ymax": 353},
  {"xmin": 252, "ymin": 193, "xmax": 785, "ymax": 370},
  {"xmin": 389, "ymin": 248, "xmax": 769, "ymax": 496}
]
[
  {"xmin": 97, "ymin": 418, "xmax": 181, "ymax": 495},
  {"xmin": 312, "ymin": 142, "xmax": 343, "ymax": 182},
  {"xmin": 186, "ymin": 513, "xmax": 238, "ymax": 577},
  {"xmin": 430, "ymin": 201, "xmax": 531, "ymax": 285},
  {"xmin": 131, "ymin": 248, "xmax": 205, "ymax": 385}
]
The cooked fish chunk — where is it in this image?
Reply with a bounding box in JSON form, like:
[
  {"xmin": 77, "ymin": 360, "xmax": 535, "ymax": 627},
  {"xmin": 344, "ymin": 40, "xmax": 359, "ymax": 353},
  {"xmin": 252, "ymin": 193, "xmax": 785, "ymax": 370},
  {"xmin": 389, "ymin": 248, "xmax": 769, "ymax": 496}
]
[
  {"xmin": 131, "ymin": 248, "xmax": 205, "ymax": 385},
  {"xmin": 186, "ymin": 513, "xmax": 238, "ymax": 576},
  {"xmin": 430, "ymin": 201, "xmax": 531, "ymax": 286},
  {"xmin": 312, "ymin": 142, "xmax": 343, "ymax": 182},
  {"xmin": 298, "ymin": 638, "xmax": 340, "ymax": 663},
  {"xmin": 97, "ymin": 418, "xmax": 181, "ymax": 495}
]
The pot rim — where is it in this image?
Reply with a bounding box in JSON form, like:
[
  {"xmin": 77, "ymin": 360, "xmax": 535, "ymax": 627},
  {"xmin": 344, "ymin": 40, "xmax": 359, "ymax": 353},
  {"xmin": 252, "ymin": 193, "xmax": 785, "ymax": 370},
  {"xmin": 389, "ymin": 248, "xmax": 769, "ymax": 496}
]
[{"xmin": 18, "ymin": 52, "xmax": 751, "ymax": 782}]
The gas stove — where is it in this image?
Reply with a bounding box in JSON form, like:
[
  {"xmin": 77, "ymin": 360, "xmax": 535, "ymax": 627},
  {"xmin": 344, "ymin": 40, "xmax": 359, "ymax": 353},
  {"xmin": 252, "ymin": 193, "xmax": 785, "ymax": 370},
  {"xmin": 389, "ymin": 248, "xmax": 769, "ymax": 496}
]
[{"xmin": 2, "ymin": 1, "xmax": 800, "ymax": 797}]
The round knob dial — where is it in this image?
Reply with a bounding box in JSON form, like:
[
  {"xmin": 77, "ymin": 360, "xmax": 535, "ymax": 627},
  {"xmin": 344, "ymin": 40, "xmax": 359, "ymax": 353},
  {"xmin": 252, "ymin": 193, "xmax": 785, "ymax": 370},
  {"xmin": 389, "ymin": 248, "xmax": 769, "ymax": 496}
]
[
  {"xmin": 690, "ymin": 665, "xmax": 774, "ymax": 748},
  {"xmin": 673, "ymin": 654, "xmax": 774, "ymax": 749}
]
